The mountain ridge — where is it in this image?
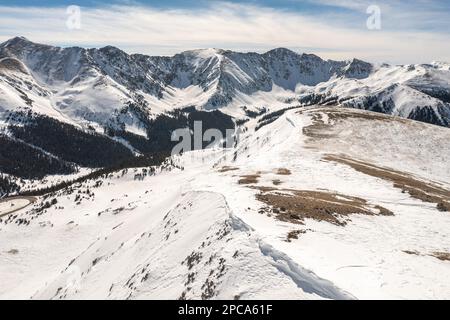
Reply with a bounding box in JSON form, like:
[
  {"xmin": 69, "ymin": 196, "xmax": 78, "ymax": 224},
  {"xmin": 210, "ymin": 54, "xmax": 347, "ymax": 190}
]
[
  {"xmin": 1, "ymin": 106, "xmax": 449, "ymax": 299},
  {"xmin": 0, "ymin": 37, "xmax": 449, "ymax": 182},
  {"xmin": 1, "ymin": 36, "xmax": 449, "ymax": 128}
]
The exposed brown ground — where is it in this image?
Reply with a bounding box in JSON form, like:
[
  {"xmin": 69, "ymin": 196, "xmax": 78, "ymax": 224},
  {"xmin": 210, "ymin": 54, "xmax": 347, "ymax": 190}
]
[
  {"xmin": 238, "ymin": 174, "xmax": 261, "ymax": 185},
  {"xmin": 324, "ymin": 108, "xmax": 406, "ymax": 123},
  {"xmin": 218, "ymin": 166, "xmax": 240, "ymax": 173},
  {"xmin": 286, "ymin": 230, "xmax": 306, "ymax": 242},
  {"xmin": 272, "ymin": 179, "xmax": 283, "ymax": 186},
  {"xmin": 276, "ymin": 168, "xmax": 292, "ymax": 175},
  {"xmin": 324, "ymin": 155, "xmax": 450, "ymax": 212},
  {"xmin": 301, "ymin": 108, "xmax": 410, "ymax": 143},
  {"xmin": 256, "ymin": 188, "xmax": 393, "ymax": 226},
  {"xmin": 302, "ymin": 112, "xmax": 335, "ymax": 140},
  {"xmin": 251, "ymin": 186, "xmax": 278, "ymax": 192},
  {"xmin": 403, "ymin": 250, "xmax": 450, "ymax": 262},
  {"xmin": 403, "ymin": 250, "xmax": 420, "ymax": 256},
  {"xmin": 432, "ymin": 252, "xmax": 450, "ymax": 261}
]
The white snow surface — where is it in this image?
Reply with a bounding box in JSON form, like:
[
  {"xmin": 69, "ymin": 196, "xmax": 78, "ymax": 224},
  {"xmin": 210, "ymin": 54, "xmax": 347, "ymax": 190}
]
[{"xmin": 1, "ymin": 107, "xmax": 449, "ymax": 300}]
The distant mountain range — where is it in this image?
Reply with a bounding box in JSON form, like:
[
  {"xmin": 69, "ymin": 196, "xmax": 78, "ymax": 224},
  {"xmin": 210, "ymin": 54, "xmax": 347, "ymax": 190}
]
[
  {"xmin": 0, "ymin": 36, "xmax": 449, "ymax": 181},
  {"xmin": 1, "ymin": 36, "xmax": 449, "ymax": 127}
]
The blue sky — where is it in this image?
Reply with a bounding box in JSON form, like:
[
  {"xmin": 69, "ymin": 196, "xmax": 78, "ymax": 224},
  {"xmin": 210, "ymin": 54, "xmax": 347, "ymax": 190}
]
[
  {"xmin": 0, "ymin": 0, "xmax": 449, "ymax": 63},
  {"xmin": 0, "ymin": 0, "xmax": 356, "ymax": 11}
]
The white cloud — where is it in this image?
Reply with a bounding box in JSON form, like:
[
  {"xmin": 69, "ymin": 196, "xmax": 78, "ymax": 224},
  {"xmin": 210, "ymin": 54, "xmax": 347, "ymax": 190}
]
[
  {"xmin": 304, "ymin": 0, "xmax": 374, "ymax": 11},
  {"xmin": 0, "ymin": 2, "xmax": 449, "ymax": 64}
]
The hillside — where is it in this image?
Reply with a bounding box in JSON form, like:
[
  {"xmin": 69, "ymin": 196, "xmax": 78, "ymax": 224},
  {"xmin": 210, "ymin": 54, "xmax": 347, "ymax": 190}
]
[{"xmin": 1, "ymin": 107, "xmax": 449, "ymax": 300}]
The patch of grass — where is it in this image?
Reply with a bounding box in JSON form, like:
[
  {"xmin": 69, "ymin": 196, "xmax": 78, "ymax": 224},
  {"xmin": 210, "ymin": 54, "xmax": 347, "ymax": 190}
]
[
  {"xmin": 403, "ymin": 250, "xmax": 450, "ymax": 262},
  {"xmin": 301, "ymin": 108, "xmax": 410, "ymax": 146},
  {"xmin": 375, "ymin": 205, "xmax": 394, "ymax": 216},
  {"xmin": 251, "ymin": 186, "xmax": 277, "ymax": 192},
  {"xmin": 276, "ymin": 168, "xmax": 292, "ymax": 175},
  {"xmin": 431, "ymin": 252, "xmax": 450, "ymax": 261},
  {"xmin": 302, "ymin": 112, "xmax": 336, "ymax": 140},
  {"xmin": 437, "ymin": 201, "xmax": 450, "ymax": 212},
  {"xmin": 218, "ymin": 166, "xmax": 239, "ymax": 173},
  {"xmin": 273, "ymin": 179, "xmax": 283, "ymax": 186},
  {"xmin": 403, "ymin": 250, "xmax": 420, "ymax": 256},
  {"xmin": 324, "ymin": 155, "xmax": 450, "ymax": 213},
  {"xmin": 256, "ymin": 188, "xmax": 393, "ymax": 226},
  {"xmin": 325, "ymin": 109, "xmax": 402, "ymax": 123},
  {"xmin": 286, "ymin": 230, "xmax": 305, "ymax": 242},
  {"xmin": 238, "ymin": 174, "xmax": 260, "ymax": 185}
]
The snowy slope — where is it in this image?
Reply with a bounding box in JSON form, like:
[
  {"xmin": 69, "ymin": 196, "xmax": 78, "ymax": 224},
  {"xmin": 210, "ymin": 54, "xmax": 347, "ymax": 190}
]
[
  {"xmin": 1, "ymin": 107, "xmax": 449, "ymax": 300},
  {"xmin": 0, "ymin": 164, "xmax": 351, "ymax": 300}
]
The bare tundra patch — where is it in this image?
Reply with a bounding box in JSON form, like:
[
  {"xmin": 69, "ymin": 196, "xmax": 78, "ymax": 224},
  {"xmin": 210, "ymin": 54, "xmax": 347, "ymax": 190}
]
[
  {"xmin": 238, "ymin": 174, "xmax": 261, "ymax": 185},
  {"xmin": 256, "ymin": 188, "xmax": 393, "ymax": 226},
  {"xmin": 324, "ymin": 155, "xmax": 450, "ymax": 213}
]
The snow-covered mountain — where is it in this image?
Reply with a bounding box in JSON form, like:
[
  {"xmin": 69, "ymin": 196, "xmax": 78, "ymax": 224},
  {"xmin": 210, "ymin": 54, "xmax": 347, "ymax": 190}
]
[
  {"xmin": 303, "ymin": 62, "xmax": 450, "ymax": 126},
  {"xmin": 1, "ymin": 36, "xmax": 449, "ymax": 132},
  {"xmin": 1, "ymin": 107, "xmax": 449, "ymax": 299},
  {"xmin": 1, "ymin": 37, "xmax": 450, "ymax": 184},
  {"xmin": 1, "ymin": 36, "xmax": 449, "ymax": 301}
]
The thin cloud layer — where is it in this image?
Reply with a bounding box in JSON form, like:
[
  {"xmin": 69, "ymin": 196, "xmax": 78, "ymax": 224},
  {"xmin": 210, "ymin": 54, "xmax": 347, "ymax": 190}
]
[{"xmin": 0, "ymin": 2, "xmax": 449, "ymax": 64}]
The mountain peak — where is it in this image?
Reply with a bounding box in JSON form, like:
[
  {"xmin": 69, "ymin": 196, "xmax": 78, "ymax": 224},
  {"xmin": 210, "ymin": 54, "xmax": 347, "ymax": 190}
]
[
  {"xmin": 97, "ymin": 45, "xmax": 128, "ymax": 57},
  {"xmin": 1, "ymin": 36, "xmax": 31, "ymax": 47},
  {"xmin": 0, "ymin": 36, "xmax": 55, "ymax": 52},
  {"xmin": 265, "ymin": 47, "xmax": 298, "ymax": 56},
  {"xmin": 99, "ymin": 45, "xmax": 124, "ymax": 52},
  {"xmin": 10, "ymin": 36, "xmax": 30, "ymax": 42},
  {"xmin": 181, "ymin": 48, "xmax": 227, "ymax": 58},
  {"xmin": 341, "ymin": 58, "xmax": 373, "ymax": 79}
]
